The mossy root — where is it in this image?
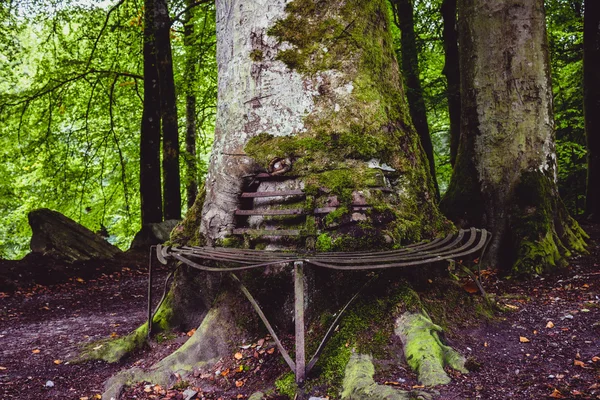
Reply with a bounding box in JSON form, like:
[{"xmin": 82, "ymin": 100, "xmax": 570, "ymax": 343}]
[
  {"xmin": 102, "ymin": 301, "xmax": 240, "ymax": 400},
  {"xmin": 341, "ymin": 353, "xmax": 432, "ymax": 400},
  {"xmin": 394, "ymin": 312, "xmax": 467, "ymax": 386}
]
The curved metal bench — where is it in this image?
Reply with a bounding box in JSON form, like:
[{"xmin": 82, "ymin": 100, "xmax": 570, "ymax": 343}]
[{"xmin": 148, "ymin": 228, "xmax": 490, "ymax": 384}]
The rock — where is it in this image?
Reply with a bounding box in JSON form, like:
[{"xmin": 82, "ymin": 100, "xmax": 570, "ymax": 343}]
[
  {"xmin": 182, "ymin": 388, "xmax": 198, "ymax": 400},
  {"xmin": 248, "ymin": 392, "xmax": 265, "ymax": 400},
  {"xmin": 129, "ymin": 220, "xmax": 180, "ymax": 250},
  {"xmin": 28, "ymin": 209, "xmax": 122, "ymax": 262},
  {"xmin": 45, "ymin": 380, "xmax": 54, "ymax": 387}
]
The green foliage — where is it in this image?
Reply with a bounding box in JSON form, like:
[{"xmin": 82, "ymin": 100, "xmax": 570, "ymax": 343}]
[
  {"xmin": 544, "ymin": 0, "xmax": 586, "ymax": 215},
  {"xmin": 0, "ymin": 0, "xmax": 217, "ymax": 258},
  {"xmin": 274, "ymin": 372, "xmax": 297, "ymax": 398}
]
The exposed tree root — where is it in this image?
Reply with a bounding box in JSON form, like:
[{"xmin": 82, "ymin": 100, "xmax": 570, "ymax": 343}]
[
  {"xmin": 395, "ymin": 312, "xmax": 467, "ymax": 386},
  {"xmin": 102, "ymin": 300, "xmax": 240, "ymax": 399},
  {"xmin": 341, "ymin": 353, "xmax": 433, "ymax": 400}
]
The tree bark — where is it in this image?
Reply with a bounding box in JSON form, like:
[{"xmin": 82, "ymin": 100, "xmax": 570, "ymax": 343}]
[
  {"xmin": 390, "ymin": 0, "xmax": 439, "ymax": 200},
  {"xmin": 584, "ymin": 0, "xmax": 600, "ymax": 221},
  {"xmin": 155, "ymin": 0, "xmax": 182, "ymax": 220},
  {"xmin": 441, "ymin": 0, "xmax": 461, "ymax": 168},
  {"xmin": 140, "ymin": 0, "xmax": 163, "ymax": 225},
  {"xmin": 199, "ymin": 0, "xmax": 449, "ymax": 246},
  {"xmin": 440, "ymin": 0, "xmax": 587, "ymax": 273},
  {"xmin": 184, "ymin": 0, "xmax": 199, "ymax": 210}
]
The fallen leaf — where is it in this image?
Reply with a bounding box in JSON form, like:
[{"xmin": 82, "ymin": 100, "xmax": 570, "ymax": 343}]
[
  {"xmin": 0, "ymin": 366, "xmax": 6, "ymax": 370},
  {"xmin": 549, "ymin": 388, "xmax": 564, "ymax": 398},
  {"xmin": 592, "ymin": 356, "xmax": 600, "ymax": 362},
  {"xmin": 257, "ymin": 338, "xmax": 265, "ymax": 347},
  {"xmin": 573, "ymin": 359, "xmax": 586, "ymax": 367},
  {"xmin": 571, "ymin": 390, "xmax": 583, "ymax": 396},
  {"xmin": 484, "ymin": 341, "xmax": 488, "ymax": 347},
  {"xmin": 589, "ymin": 383, "xmax": 600, "ymax": 389},
  {"xmin": 266, "ymin": 348, "xmax": 275, "ymax": 354},
  {"xmin": 32, "ymin": 349, "xmax": 41, "ymax": 354},
  {"xmin": 238, "ymin": 365, "xmax": 243, "ymax": 372},
  {"xmin": 110, "ymin": 332, "xmax": 118, "ymax": 338},
  {"xmin": 93, "ymin": 395, "xmax": 101, "ymax": 399},
  {"xmin": 546, "ymin": 321, "xmax": 555, "ymax": 328},
  {"xmin": 505, "ymin": 304, "xmax": 519, "ymax": 310},
  {"xmin": 235, "ymin": 380, "xmax": 244, "ymax": 387},
  {"xmin": 76, "ymin": 278, "xmax": 85, "ymax": 283},
  {"xmin": 533, "ymin": 330, "xmax": 538, "ymax": 335},
  {"xmin": 384, "ymin": 381, "xmax": 401, "ymax": 386},
  {"xmin": 80, "ymin": 397, "xmax": 89, "ymax": 400},
  {"xmin": 186, "ymin": 329, "xmax": 196, "ymax": 337},
  {"xmin": 234, "ymin": 352, "xmax": 243, "ymax": 360},
  {"xmin": 519, "ymin": 336, "xmax": 530, "ymax": 343},
  {"xmin": 237, "ymin": 395, "xmax": 244, "ymax": 399},
  {"xmin": 92, "ymin": 345, "xmax": 103, "ymax": 351},
  {"xmin": 53, "ymin": 359, "xmax": 62, "ymax": 365},
  {"xmin": 412, "ymin": 384, "xmax": 424, "ymax": 389},
  {"xmin": 576, "ymin": 352, "xmax": 581, "ymax": 359},
  {"xmin": 221, "ymin": 368, "xmax": 230, "ymax": 377},
  {"xmin": 463, "ymin": 281, "xmax": 478, "ymax": 294}
]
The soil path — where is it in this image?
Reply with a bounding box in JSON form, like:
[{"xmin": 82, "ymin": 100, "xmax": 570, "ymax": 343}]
[{"xmin": 1, "ymin": 222, "xmax": 599, "ymax": 400}]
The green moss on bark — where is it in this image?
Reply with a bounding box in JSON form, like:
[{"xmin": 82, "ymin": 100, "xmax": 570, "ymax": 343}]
[
  {"xmin": 170, "ymin": 184, "xmax": 206, "ymax": 247},
  {"xmin": 510, "ymin": 171, "xmax": 588, "ymax": 274}
]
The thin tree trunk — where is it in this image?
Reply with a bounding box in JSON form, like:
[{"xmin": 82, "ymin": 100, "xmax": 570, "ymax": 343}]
[
  {"xmin": 441, "ymin": 0, "xmax": 587, "ymax": 273},
  {"xmin": 155, "ymin": 0, "xmax": 182, "ymax": 220},
  {"xmin": 441, "ymin": 0, "xmax": 460, "ymax": 168},
  {"xmin": 184, "ymin": 0, "xmax": 199, "ymax": 210},
  {"xmin": 140, "ymin": 0, "xmax": 163, "ymax": 224},
  {"xmin": 584, "ymin": 0, "xmax": 600, "ymax": 221},
  {"xmin": 390, "ymin": 0, "xmax": 439, "ymax": 200}
]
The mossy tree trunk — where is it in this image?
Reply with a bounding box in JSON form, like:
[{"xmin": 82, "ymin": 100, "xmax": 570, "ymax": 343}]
[
  {"xmin": 440, "ymin": 0, "xmax": 587, "ymax": 274},
  {"xmin": 584, "ymin": 0, "xmax": 600, "ymax": 222},
  {"xmin": 200, "ymin": 0, "xmax": 450, "ymax": 247}
]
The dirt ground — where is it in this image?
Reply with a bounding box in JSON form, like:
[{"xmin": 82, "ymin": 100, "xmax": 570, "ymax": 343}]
[{"xmin": 1, "ymin": 222, "xmax": 599, "ymax": 400}]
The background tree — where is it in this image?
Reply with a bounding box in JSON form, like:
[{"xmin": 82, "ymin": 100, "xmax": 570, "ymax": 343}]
[
  {"xmin": 440, "ymin": 0, "xmax": 460, "ymax": 167},
  {"xmin": 584, "ymin": 0, "xmax": 600, "ymax": 221},
  {"xmin": 441, "ymin": 0, "xmax": 587, "ymax": 273},
  {"xmin": 390, "ymin": 0, "xmax": 440, "ymax": 199},
  {"xmin": 140, "ymin": 0, "xmax": 164, "ymax": 224},
  {"xmin": 155, "ymin": 0, "xmax": 182, "ymax": 221}
]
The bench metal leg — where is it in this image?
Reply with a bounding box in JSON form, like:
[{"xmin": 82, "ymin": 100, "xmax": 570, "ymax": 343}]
[
  {"xmin": 148, "ymin": 246, "xmax": 154, "ymax": 338},
  {"xmin": 294, "ymin": 261, "xmax": 306, "ymax": 384}
]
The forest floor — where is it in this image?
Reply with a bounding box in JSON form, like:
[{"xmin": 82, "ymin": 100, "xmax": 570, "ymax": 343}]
[{"xmin": 0, "ymin": 222, "xmax": 599, "ymax": 400}]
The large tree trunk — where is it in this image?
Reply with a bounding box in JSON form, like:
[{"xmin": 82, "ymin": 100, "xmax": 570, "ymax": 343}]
[
  {"xmin": 200, "ymin": 0, "xmax": 448, "ymax": 246},
  {"xmin": 584, "ymin": 0, "xmax": 600, "ymax": 221},
  {"xmin": 390, "ymin": 0, "xmax": 440, "ymax": 200},
  {"xmin": 440, "ymin": 0, "xmax": 587, "ymax": 273},
  {"xmin": 155, "ymin": 0, "xmax": 182, "ymax": 221},
  {"xmin": 139, "ymin": 0, "xmax": 163, "ymax": 225},
  {"xmin": 441, "ymin": 0, "xmax": 461, "ymax": 168},
  {"xmin": 184, "ymin": 0, "xmax": 199, "ymax": 211}
]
